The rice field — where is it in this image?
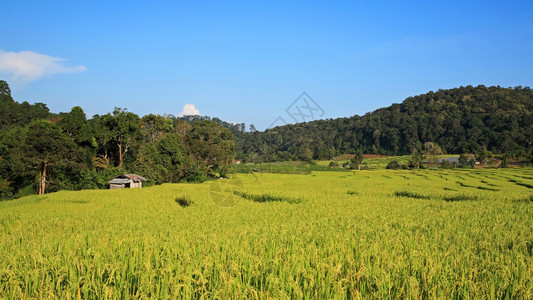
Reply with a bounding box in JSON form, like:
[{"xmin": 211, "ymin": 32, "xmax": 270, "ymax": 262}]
[{"xmin": 0, "ymin": 168, "xmax": 532, "ymax": 298}]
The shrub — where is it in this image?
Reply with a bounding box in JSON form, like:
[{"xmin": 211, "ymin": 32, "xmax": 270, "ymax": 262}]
[
  {"xmin": 328, "ymin": 161, "xmax": 339, "ymax": 168},
  {"xmin": 395, "ymin": 191, "xmax": 431, "ymax": 199},
  {"xmin": 386, "ymin": 161, "xmax": 400, "ymax": 170},
  {"xmin": 175, "ymin": 196, "xmax": 193, "ymax": 207},
  {"xmin": 458, "ymin": 154, "xmax": 469, "ymax": 167},
  {"xmin": 443, "ymin": 194, "xmax": 478, "ymax": 202},
  {"xmin": 233, "ymin": 191, "xmax": 301, "ymax": 204}
]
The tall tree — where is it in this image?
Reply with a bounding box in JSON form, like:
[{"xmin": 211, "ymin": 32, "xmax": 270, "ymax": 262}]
[
  {"xmin": 0, "ymin": 80, "xmax": 12, "ymax": 98},
  {"xmin": 91, "ymin": 114, "xmax": 115, "ymax": 168},
  {"xmin": 424, "ymin": 142, "xmax": 442, "ymax": 168},
  {"xmin": 58, "ymin": 106, "xmax": 94, "ymax": 147},
  {"xmin": 134, "ymin": 133, "xmax": 188, "ymax": 184},
  {"xmin": 0, "ymin": 81, "xmax": 50, "ymax": 130},
  {"xmin": 24, "ymin": 120, "xmax": 77, "ymax": 194},
  {"xmin": 411, "ymin": 150, "xmax": 424, "ymax": 169},
  {"xmin": 458, "ymin": 153, "xmax": 469, "ymax": 167},
  {"xmin": 186, "ymin": 121, "xmax": 234, "ymax": 177},
  {"xmin": 141, "ymin": 114, "xmax": 173, "ymax": 143},
  {"xmin": 351, "ymin": 149, "xmax": 364, "ymax": 170},
  {"xmin": 104, "ymin": 108, "xmax": 140, "ymax": 167}
]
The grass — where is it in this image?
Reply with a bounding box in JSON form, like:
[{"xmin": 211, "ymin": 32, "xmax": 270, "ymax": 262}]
[
  {"xmin": 0, "ymin": 168, "xmax": 532, "ymax": 298},
  {"xmin": 236, "ymin": 161, "xmax": 348, "ymax": 174}
]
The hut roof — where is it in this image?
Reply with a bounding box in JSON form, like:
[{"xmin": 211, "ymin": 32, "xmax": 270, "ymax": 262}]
[
  {"xmin": 109, "ymin": 178, "xmax": 131, "ymax": 185},
  {"xmin": 108, "ymin": 174, "xmax": 147, "ymax": 184},
  {"xmin": 125, "ymin": 174, "xmax": 147, "ymax": 182},
  {"xmin": 442, "ymin": 157, "xmax": 460, "ymax": 164}
]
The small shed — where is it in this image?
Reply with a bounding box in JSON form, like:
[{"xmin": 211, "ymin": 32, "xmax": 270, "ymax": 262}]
[
  {"xmin": 442, "ymin": 157, "xmax": 461, "ymax": 166},
  {"xmin": 109, "ymin": 174, "xmax": 147, "ymax": 189}
]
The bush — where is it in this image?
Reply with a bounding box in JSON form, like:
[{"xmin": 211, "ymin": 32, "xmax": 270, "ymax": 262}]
[
  {"xmin": 386, "ymin": 161, "xmax": 400, "ymax": 170},
  {"xmin": 175, "ymin": 196, "xmax": 193, "ymax": 207},
  {"xmin": 395, "ymin": 191, "xmax": 431, "ymax": 199},
  {"xmin": 458, "ymin": 153, "xmax": 468, "ymax": 167},
  {"xmin": 328, "ymin": 161, "xmax": 339, "ymax": 168},
  {"xmin": 360, "ymin": 162, "xmax": 371, "ymax": 170},
  {"xmin": 443, "ymin": 194, "xmax": 478, "ymax": 202},
  {"xmin": 0, "ymin": 179, "xmax": 13, "ymax": 200},
  {"xmin": 233, "ymin": 191, "xmax": 301, "ymax": 204}
]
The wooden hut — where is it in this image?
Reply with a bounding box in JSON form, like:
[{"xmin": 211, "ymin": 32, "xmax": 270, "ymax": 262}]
[{"xmin": 109, "ymin": 174, "xmax": 147, "ymax": 189}]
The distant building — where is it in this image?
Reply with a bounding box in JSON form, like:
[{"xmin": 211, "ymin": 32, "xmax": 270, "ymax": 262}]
[
  {"xmin": 109, "ymin": 174, "xmax": 147, "ymax": 189},
  {"xmin": 442, "ymin": 157, "xmax": 460, "ymax": 166},
  {"xmin": 422, "ymin": 156, "xmax": 463, "ymax": 167}
]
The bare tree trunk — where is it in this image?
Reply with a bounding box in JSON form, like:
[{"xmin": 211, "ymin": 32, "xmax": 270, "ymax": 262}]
[
  {"xmin": 118, "ymin": 140, "xmax": 123, "ymax": 167},
  {"xmin": 39, "ymin": 160, "xmax": 47, "ymax": 195},
  {"xmin": 118, "ymin": 137, "xmax": 130, "ymax": 167}
]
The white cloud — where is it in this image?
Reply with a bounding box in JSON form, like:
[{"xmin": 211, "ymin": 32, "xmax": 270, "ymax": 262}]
[
  {"xmin": 179, "ymin": 103, "xmax": 200, "ymax": 117},
  {"xmin": 0, "ymin": 50, "xmax": 87, "ymax": 83}
]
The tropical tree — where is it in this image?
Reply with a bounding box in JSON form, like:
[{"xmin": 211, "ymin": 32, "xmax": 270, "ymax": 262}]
[
  {"xmin": 91, "ymin": 114, "xmax": 115, "ymax": 168},
  {"xmin": 134, "ymin": 133, "xmax": 188, "ymax": 184},
  {"xmin": 458, "ymin": 153, "xmax": 469, "ymax": 167},
  {"xmin": 298, "ymin": 147, "xmax": 313, "ymax": 162},
  {"xmin": 0, "ymin": 80, "xmax": 12, "ymax": 98},
  {"xmin": 24, "ymin": 120, "xmax": 77, "ymax": 194},
  {"xmin": 102, "ymin": 108, "xmax": 140, "ymax": 167},
  {"xmin": 424, "ymin": 142, "xmax": 442, "ymax": 168},
  {"xmin": 410, "ymin": 150, "xmax": 424, "ymax": 169},
  {"xmin": 141, "ymin": 114, "xmax": 173, "ymax": 143},
  {"xmin": 58, "ymin": 106, "xmax": 94, "ymax": 147},
  {"xmin": 351, "ymin": 150, "xmax": 364, "ymax": 170},
  {"xmin": 186, "ymin": 121, "xmax": 234, "ymax": 177}
]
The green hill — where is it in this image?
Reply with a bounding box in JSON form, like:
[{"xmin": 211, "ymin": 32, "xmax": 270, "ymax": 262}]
[{"xmin": 237, "ymin": 85, "xmax": 533, "ymax": 162}]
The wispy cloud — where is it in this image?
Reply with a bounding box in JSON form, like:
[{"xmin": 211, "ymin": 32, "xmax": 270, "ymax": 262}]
[
  {"xmin": 0, "ymin": 50, "xmax": 87, "ymax": 84},
  {"xmin": 179, "ymin": 103, "xmax": 200, "ymax": 117}
]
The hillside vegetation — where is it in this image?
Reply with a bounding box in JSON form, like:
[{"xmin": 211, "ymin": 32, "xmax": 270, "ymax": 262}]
[
  {"xmin": 2, "ymin": 81, "xmax": 533, "ymax": 200},
  {"xmin": 237, "ymin": 85, "xmax": 533, "ymax": 162}
]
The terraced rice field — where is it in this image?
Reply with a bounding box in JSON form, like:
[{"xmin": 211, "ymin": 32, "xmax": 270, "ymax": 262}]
[{"xmin": 0, "ymin": 168, "xmax": 532, "ymax": 298}]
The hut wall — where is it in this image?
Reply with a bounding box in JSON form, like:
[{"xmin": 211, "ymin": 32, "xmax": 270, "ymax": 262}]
[{"xmin": 132, "ymin": 182, "xmax": 142, "ymax": 188}]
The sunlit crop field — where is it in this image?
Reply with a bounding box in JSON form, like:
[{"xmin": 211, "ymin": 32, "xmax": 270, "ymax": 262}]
[{"xmin": 1, "ymin": 168, "xmax": 532, "ymax": 298}]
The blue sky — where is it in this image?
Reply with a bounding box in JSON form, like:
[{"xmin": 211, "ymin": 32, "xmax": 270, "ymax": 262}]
[{"xmin": 1, "ymin": 1, "xmax": 532, "ymax": 130}]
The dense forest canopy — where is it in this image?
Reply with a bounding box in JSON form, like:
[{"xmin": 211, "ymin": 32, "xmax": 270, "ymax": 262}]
[
  {"xmin": 1, "ymin": 80, "xmax": 533, "ymax": 199},
  {"xmin": 235, "ymin": 85, "xmax": 533, "ymax": 162},
  {"xmin": 0, "ymin": 80, "xmax": 235, "ymax": 200}
]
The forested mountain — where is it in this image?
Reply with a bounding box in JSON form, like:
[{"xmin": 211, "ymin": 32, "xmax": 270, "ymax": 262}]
[{"xmin": 236, "ymin": 85, "xmax": 533, "ymax": 162}]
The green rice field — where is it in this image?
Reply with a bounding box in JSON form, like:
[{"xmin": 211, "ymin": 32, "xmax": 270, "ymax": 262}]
[{"xmin": 1, "ymin": 168, "xmax": 532, "ymax": 298}]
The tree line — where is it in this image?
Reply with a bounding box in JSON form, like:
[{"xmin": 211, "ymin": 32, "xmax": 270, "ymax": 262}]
[
  {"xmin": 2, "ymin": 81, "xmax": 533, "ymax": 199},
  {"xmin": 235, "ymin": 85, "xmax": 533, "ymax": 163},
  {"xmin": 0, "ymin": 81, "xmax": 235, "ymax": 200}
]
